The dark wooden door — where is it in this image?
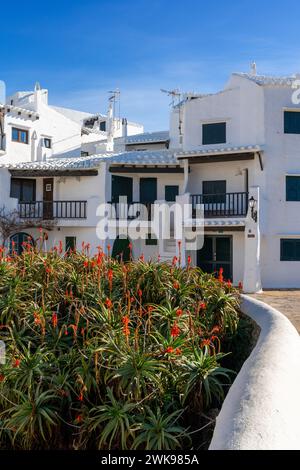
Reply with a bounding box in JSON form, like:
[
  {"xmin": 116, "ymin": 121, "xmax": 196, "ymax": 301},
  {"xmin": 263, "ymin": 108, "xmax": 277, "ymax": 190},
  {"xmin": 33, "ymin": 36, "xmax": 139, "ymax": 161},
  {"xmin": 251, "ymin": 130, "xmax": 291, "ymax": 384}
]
[
  {"xmin": 43, "ymin": 178, "xmax": 54, "ymax": 219},
  {"xmin": 140, "ymin": 178, "xmax": 157, "ymax": 220},
  {"xmin": 140, "ymin": 178, "xmax": 157, "ymax": 203},
  {"xmin": 112, "ymin": 236, "xmax": 131, "ymax": 262},
  {"xmin": 111, "ymin": 175, "xmax": 133, "ymax": 203},
  {"xmin": 197, "ymin": 235, "xmax": 232, "ymax": 281}
]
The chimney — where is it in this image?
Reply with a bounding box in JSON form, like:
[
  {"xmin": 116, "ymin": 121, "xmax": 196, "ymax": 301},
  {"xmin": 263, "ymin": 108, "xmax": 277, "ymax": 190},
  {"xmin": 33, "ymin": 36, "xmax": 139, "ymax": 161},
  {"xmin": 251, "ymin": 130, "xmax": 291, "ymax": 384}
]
[
  {"xmin": 250, "ymin": 62, "xmax": 257, "ymax": 76},
  {"xmin": 34, "ymin": 81, "xmax": 42, "ymax": 112},
  {"xmin": 122, "ymin": 118, "xmax": 128, "ymax": 138}
]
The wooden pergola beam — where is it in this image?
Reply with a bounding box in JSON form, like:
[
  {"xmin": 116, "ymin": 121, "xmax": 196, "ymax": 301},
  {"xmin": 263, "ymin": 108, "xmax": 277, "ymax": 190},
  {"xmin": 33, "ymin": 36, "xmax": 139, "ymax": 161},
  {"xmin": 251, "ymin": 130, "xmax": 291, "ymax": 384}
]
[
  {"xmin": 9, "ymin": 169, "xmax": 98, "ymax": 177},
  {"xmin": 178, "ymin": 152, "xmax": 255, "ymax": 164},
  {"xmin": 109, "ymin": 165, "xmax": 184, "ymax": 174}
]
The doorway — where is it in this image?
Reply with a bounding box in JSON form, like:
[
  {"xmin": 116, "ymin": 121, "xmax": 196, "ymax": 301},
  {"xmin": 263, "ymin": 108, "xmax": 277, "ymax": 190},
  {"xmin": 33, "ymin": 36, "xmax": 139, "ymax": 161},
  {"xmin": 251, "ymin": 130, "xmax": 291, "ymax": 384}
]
[
  {"xmin": 197, "ymin": 235, "xmax": 232, "ymax": 280},
  {"xmin": 43, "ymin": 178, "xmax": 54, "ymax": 219}
]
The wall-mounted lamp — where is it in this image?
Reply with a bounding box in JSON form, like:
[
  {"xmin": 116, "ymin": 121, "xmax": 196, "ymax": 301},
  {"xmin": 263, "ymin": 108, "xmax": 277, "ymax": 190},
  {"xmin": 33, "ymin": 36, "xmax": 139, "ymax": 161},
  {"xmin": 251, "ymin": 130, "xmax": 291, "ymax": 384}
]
[{"xmin": 248, "ymin": 196, "xmax": 257, "ymax": 223}]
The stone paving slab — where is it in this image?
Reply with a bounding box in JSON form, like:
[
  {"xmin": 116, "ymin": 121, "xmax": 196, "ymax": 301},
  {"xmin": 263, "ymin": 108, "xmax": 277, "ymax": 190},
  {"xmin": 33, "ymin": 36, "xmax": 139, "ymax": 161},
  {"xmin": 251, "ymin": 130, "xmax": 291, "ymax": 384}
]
[{"xmin": 250, "ymin": 291, "xmax": 300, "ymax": 334}]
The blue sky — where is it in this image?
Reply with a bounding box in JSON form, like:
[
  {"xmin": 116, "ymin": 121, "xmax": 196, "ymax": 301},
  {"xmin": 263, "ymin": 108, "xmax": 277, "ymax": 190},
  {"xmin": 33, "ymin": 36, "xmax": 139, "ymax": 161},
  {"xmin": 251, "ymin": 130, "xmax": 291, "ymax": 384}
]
[{"xmin": 1, "ymin": 0, "xmax": 300, "ymax": 130}]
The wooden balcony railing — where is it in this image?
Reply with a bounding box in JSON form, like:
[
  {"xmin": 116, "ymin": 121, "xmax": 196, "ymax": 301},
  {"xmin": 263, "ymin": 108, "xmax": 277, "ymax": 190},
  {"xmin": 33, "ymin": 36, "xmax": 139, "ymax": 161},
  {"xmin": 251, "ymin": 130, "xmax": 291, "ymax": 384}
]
[
  {"xmin": 18, "ymin": 201, "xmax": 87, "ymax": 219},
  {"xmin": 190, "ymin": 192, "xmax": 248, "ymax": 218}
]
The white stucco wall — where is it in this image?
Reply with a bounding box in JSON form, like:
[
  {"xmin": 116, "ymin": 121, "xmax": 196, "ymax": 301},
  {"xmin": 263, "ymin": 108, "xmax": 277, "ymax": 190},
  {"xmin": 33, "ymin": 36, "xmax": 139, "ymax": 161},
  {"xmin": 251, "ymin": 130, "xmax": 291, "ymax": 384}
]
[
  {"xmin": 259, "ymin": 86, "xmax": 300, "ymax": 288},
  {"xmin": 2, "ymin": 95, "xmax": 82, "ymax": 164},
  {"xmin": 210, "ymin": 295, "xmax": 300, "ymax": 450}
]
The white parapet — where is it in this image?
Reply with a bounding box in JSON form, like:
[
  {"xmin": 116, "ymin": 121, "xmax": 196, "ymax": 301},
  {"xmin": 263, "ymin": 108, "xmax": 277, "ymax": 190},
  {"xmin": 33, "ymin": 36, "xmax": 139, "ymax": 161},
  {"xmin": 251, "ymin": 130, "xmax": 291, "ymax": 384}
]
[{"xmin": 209, "ymin": 295, "xmax": 300, "ymax": 450}]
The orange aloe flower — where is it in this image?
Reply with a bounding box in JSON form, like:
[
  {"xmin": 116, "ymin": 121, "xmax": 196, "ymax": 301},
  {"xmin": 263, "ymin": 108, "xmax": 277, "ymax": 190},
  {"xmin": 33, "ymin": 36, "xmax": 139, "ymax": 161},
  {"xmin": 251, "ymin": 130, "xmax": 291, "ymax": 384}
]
[{"xmin": 171, "ymin": 321, "xmax": 180, "ymax": 338}]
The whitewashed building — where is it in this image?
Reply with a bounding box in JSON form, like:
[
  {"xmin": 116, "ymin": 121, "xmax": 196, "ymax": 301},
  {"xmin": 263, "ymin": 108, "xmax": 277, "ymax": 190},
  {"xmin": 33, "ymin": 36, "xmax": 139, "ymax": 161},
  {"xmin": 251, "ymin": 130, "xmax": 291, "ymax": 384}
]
[{"xmin": 1, "ymin": 69, "xmax": 300, "ymax": 291}]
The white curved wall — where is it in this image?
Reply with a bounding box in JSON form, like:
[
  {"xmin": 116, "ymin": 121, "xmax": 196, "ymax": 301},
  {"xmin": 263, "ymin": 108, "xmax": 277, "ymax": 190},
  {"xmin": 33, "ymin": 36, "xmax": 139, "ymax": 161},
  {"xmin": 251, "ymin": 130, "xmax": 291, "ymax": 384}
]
[{"xmin": 209, "ymin": 295, "xmax": 300, "ymax": 450}]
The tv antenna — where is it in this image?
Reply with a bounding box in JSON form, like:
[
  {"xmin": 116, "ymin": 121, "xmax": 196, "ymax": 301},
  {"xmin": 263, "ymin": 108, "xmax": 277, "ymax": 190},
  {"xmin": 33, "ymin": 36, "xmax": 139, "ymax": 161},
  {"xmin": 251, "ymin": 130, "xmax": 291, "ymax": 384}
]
[
  {"xmin": 160, "ymin": 88, "xmax": 181, "ymax": 106},
  {"xmin": 108, "ymin": 89, "xmax": 121, "ymax": 129}
]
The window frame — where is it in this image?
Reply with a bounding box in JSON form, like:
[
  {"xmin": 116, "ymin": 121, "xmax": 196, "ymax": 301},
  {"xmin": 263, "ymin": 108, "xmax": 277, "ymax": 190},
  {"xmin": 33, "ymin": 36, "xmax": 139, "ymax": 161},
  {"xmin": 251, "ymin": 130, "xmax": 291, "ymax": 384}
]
[
  {"xmin": 202, "ymin": 122, "xmax": 226, "ymax": 145},
  {"xmin": 202, "ymin": 180, "xmax": 227, "ymax": 204},
  {"xmin": 165, "ymin": 185, "xmax": 179, "ymax": 202},
  {"xmin": 65, "ymin": 236, "xmax": 77, "ymax": 252},
  {"xmin": 10, "ymin": 178, "xmax": 36, "ymax": 202},
  {"xmin": 11, "ymin": 127, "xmax": 29, "ymax": 144},
  {"xmin": 44, "ymin": 137, "xmax": 52, "ymax": 149},
  {"xmin": 280, "ymin": 238, "xmax": 300, "ymax": 261},
  {"xmin": 286, "ymin": 176, "xmax": 300, "ymax": 201},
  {"xmin": 99, "ymin": 121, "xmax": 106, "ymax": 132},
  {"xmin": 284, "ymin": 110, "xmax": 300, "ymax": 134}
]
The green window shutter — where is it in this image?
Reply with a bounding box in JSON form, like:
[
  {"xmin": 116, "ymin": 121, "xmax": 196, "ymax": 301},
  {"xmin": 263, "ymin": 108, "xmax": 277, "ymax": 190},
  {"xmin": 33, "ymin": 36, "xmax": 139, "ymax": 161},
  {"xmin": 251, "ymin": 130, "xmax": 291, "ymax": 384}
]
[
  {"xmin": 284, "ymin": 111, "xmax": 300, "ymax": 134},
  {"xmin": 203, "ymin": 180, "xmax": 226, "ymax": 203},
  {"xmin": 165, "ymin": 185, "xmax": 179, "ymax": 202},
  {"xmin": 286, "ymin": 176, "xmax": 300, "ymax": 201},
  {"xmin": 281, "ymin": 239, "xmax": 300, "ymax": 261},
  {"xmin": 202, "ymin": 123, "xmax": 226, "ymax": 145}
]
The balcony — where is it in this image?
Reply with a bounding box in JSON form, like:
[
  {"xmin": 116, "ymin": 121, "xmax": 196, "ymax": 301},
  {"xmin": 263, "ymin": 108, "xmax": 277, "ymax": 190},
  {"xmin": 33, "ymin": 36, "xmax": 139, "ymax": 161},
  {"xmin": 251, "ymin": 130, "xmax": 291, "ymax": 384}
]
[
  {"xmin": 191, "ymin": 192, "xmax": 248, "ymax": 218},
  {"xmin": 18, "ymin": 201, "xmax": 87, "ymax": 219},
  {"xmin": 108, "ymin": 201, "xmax": 153, "ymax": 220}
]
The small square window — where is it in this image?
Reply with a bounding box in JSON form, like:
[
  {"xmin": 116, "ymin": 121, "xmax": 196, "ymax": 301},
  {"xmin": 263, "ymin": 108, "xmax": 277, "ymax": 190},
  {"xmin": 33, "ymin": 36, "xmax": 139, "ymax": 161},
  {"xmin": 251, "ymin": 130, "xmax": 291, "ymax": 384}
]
[
  {"xmin": 286, "ymin": 176, "xmax": 300, "ymax": 201},
  {"xmin": 44, "ymin": 138, "xmax": 52, "ymax": 149},
  {"xmin": 12, "ymin": 127, "xmax": 29, "ymax": 144},
  {"xmin": 165, "ymin": 185, "xmax": 179, "ymax": 202},
  {"xmin": 100, "ymin": 121, "xmax": 106, "ymax": 131},
  {"xmin": 281, "ymin": 239, "xmax": 300, "ymax": 261},
  {"xmin": 202, "ymin": 122, "xmax": 226, "ymax": 145},
  {"xmin": 284, "ymin": 111, "xmax": 300, "ymax": 134}
]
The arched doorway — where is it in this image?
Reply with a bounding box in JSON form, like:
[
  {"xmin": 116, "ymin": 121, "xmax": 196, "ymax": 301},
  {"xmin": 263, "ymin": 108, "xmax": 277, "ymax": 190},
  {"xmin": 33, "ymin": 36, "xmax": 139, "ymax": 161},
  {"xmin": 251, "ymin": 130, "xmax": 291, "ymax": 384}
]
[
  {"xmin": 112, "ymin": 237, "xmax": 131, "ymax": 262},
  {"xmin": 10, "ymin": 232, "xmax": 33, "ymax": 255}
]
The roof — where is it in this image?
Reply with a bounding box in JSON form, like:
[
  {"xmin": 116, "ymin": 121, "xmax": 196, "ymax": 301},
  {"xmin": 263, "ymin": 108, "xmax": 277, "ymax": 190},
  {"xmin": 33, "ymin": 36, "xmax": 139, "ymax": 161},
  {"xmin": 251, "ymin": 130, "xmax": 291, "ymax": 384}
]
[
  {"xmin": 0, "ymin": 103, "xmax": 39, "ymax": 119},
  {"xmin": 51, "ymin": 106, "xmax": 97, "ymax": 125},
  {"xmin": 176, "ymin": 144, "xmax": 262, "ymax": 158},
  {"xmin": 233, "ymin": 72, "xmax": 298, "ymax": 87},
  {"xmin": 81, "ymin": 127, "xmax": 107, "ymax": 136},
  {"xmin": 1, "ymin": 149, "xmax": 178, "ymax": 171},
  {"xmin": 125, "ymin": 130, "xmax": 169, "ymax": 144}
]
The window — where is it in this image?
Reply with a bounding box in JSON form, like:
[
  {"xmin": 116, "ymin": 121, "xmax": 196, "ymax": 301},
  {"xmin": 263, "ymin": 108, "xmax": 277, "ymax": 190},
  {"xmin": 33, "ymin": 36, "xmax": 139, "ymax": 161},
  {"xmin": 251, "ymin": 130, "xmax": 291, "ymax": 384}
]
[
  {"xmin": 280, "ymin": 239, "xmax": 300, "ymax": 261},
  {"xmin": 81, "ymin": 151, "xmax": 89, "ymax": 157},
  {"xmin": 284, "ymin": 111, "xmax": 300, "ymax": 134},
  {"xmin": 202, "ymin": 122, "xmax": 226, "ymax": 145},
  {"xmin": 100, "ymin": 121, "xmax": 106, "ymax": 131},
  {"xmin": 10, "ymin": 178, "xmax": 36, "ymax": 202},
  {"xmin": 286, "ymin": 176, "xmax": 300, "ymax": 201},
  {"xmin": 65, "ymin": 236, "xmax": 76, "ymax": 252},
  {"xmin": 10, "ymin": 232, "xmax": 33, "ymax": 255},
  {"xmin": 44, "ymin": 138, "xmax": 52, "ymax": 149},
  {"xmin": 12, "ymin": 127, "xmax": 29, "ymax": 144},
  {"xmin": 203, "ymin": 180, "xmax": 226, "ymax": 203},
  {"xmin": 145, "ymin": 233, "xmax": 158, "ymax": 246},
  {"xmin": 165, "ymin": 185, "xmax": 179, "ymax": 202}
]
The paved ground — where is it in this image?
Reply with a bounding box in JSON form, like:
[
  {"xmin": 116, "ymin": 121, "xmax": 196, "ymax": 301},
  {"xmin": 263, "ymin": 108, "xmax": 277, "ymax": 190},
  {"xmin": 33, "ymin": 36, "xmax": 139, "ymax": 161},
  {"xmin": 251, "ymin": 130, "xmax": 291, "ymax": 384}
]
[{"xmin": 249, "ymin": 291, "xmax": 300, "ymax": 333}]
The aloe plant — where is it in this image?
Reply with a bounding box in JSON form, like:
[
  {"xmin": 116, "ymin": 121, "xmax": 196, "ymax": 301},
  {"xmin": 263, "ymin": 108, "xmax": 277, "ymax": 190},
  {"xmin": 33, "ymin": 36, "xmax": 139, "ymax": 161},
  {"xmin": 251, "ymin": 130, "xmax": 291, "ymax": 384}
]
[{"xmin": 0, "ymin": 245, "xmax": 241, "ymax": 449}]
